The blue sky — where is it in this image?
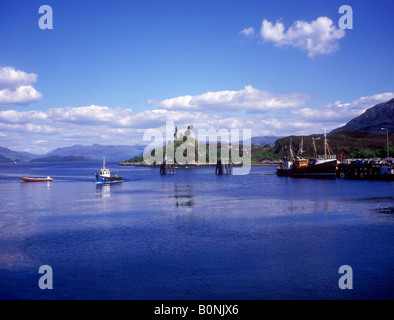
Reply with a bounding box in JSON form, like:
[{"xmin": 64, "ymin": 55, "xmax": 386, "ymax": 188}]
[{"xmin": 0, "ymin": 0, "xmax": 393, "ymax": 152}]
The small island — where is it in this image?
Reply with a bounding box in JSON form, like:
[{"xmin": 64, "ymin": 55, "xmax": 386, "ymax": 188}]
[{"xmin": 120, "ymin": 125, "xmax": 281, "ymax": 167}]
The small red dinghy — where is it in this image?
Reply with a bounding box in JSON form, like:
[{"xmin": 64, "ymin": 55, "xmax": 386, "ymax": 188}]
[{"xmin": 20, "ymin": 177, "xmax": 54, "ymax": 182}]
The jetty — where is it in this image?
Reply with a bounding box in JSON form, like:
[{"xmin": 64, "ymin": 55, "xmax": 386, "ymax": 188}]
[{"xmin": 337, "ymin": 158, "xmax": 394, "ymax": 180}]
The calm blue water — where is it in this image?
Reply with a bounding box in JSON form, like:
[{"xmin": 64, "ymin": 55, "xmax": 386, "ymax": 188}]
[{"xmin": 0, "ymin": 162, "xmax": 393, "ymax": 300}]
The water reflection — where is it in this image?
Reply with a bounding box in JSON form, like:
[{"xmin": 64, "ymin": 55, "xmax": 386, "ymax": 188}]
[
  {"xmin": 173, "ymin": 184, "xmax": 195, "ymax": 207},
  {"xmin": 374, "ymin": 207, "xmax": 394, "ymax": 215},
  {"xmin": 287, "ymin": 199, "xmax": 330, "ymax": 214},
  {"xmin": 96, "ymin": 183, "xmax": 111, "ymax": 198},
  {"xmin": 20, "ymin": 181, "xmax": 53, "ymax": 190}
]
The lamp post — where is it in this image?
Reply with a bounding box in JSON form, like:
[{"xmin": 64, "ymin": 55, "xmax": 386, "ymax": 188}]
[{"xmin": 381, "ymin": 128, "xmax": 389, "ymax": 158}]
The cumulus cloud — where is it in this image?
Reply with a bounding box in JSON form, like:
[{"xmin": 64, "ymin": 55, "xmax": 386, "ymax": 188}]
[
  {"xmin": 0, "ymin": 109, "xmax": 47, "ymax": 124},
  {"xmin": 47, "ymin": 105, "xmax": 122, "ymax": 124},
  {"xmin": 0, "ymin": 66, "xmax": 37, "ymax": 89},
  {"xmin": 0, "ymin": 122, "xmax": 58, "ymax": 135},
  {"xmin": 0, "ymin": 66, "xmax": 42, "ymax": 106},
  {"xmin": 1, "ymin": 91, "xmax": 393, "ymax": 153},
  {"xmin": 0, "ymin": 86, "xmax": 42, "ymax": 107},
  {"xmin": 43, "ymin": 105, "xmax": 205, "ymax": 129},
  {"xmin": 260, "ymin": 17, "xmax": 345, "ymax": 57},
  {"xmin": 148, "ymin": 85, "xmax": 311, "ymax": 113},
  {"xmin": 239, "ymin": 27, "xmax": 255, "ymax": 37},
  {"xmin": 293, "ymin": 92, "xmax": 394, "ymax": 123}
]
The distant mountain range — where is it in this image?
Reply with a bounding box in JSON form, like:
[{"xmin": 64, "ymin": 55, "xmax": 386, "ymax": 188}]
[
  {"xmin": 250, "ymin": 136, "xmax": 282, "ymax": 146},
  {"xmin": 0, "ymin": 147, "xmax": 40, "ymax": 162},
  {"xmin": 46, "ymin": 144, "xmax": 145, "ymax": 162},
  {"xmin": 0, "ymin": 144, "xmax": 146, "ymax": 163},
  {"xmin": 332, "ymin": 98, "xmax": 394, "ymax": 134},
  {"xmin": 30, "ymin": 156, "xmax": 94, "ymax": 163}
]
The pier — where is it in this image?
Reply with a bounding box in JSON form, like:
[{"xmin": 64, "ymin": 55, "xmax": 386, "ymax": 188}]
[{"xmin": 337, "ymin": 159, "xmax": 394, "ymax": 180}]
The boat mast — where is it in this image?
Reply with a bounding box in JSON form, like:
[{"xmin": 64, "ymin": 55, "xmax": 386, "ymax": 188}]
[
  {"xmin": 312, "ymin": 137, "xmax": 317, "ymax": 159},
  {"xmin": 289, "ymin": 138, "xmax": 294, "ymax": 160},
  {"xmin": 324, "ymin": 131, "xmax": 327, "ymax": 160},
  {"xmin": 298, "ymin": 137, "xmax": 304, "ymax": 157},
  {"xmin": 103, "ymin": 156, "xmax": 106, "ymax": 169}
]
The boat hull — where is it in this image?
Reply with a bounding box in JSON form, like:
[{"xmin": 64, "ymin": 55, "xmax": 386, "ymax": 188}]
[
  {"xmin": 20, "ymin": 177, "xmax": 53, "ymax": 182},
  {"xmin": 95, "ymin": 173, "xmax": 123, "ymax": 183},
  {"xmin": 277, "ymin": 160, "xmax": 337, "ymax": 178}
]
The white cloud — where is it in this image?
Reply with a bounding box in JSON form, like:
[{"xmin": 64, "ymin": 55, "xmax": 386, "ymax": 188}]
[
  {"xmin": 0, "ymin": 66, "xmax": 42, "ymax": 106},
  {"xmin": 1, "ymin": 91, "xmax": 393, "ymax": 152},
  {"xmin": 239, "ymin": 27, "xmax": 255, "ymax": 37},
  {"xmin": 44, "ymin": 105, "xmax": 201, "ymax": 129},
  {"xmin": 260, "ymin": 17, "xmax": 345, "ymax": 57},
  {"xmin": 0, "ymin": 85, "xmax": 42, "ymax": 107},
  {"xmin": 0, "ymin": 109, "xmax": 47, "ymax": 124},
  {"xmin": 0, "ymin": 66, "xmax": 37, "ymax": 89},
  {"xmin": 0, "ymin": 122, "xmax": 58, "ymax": 135},
  {"xmin": 47, "ymin": 105, "xmax": 122, "ymax": 124},
  {"xmin": 293, "ymin": 92, "xmax": 394, "ymax": 122},
  {"xmin": 148, "ymin": 85, "xmax": 311, "ymax": 113}
]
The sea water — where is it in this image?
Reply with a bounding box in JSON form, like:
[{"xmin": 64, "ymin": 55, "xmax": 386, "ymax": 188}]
[{"xmin": 0, "ymin": 162, "xmax": 393, "ymax": 299}]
